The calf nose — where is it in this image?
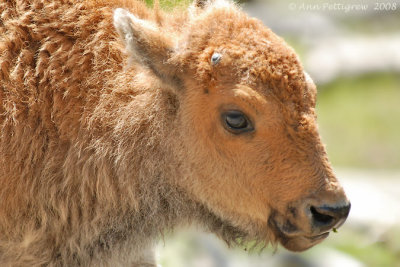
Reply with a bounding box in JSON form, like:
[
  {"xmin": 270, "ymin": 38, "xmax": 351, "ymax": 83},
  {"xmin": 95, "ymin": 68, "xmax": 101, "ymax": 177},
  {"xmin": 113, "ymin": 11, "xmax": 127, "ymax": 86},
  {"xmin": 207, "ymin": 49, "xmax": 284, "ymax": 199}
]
[{"xmin": 309, "ymin": 202, "xmax": 351, "ymax": 232}]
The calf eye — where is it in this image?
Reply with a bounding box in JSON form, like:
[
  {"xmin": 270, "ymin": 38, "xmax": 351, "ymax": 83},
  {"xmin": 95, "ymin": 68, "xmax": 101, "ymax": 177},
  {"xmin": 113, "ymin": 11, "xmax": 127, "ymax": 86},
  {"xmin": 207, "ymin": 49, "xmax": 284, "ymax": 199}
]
[{"xmin": 222, "ymin": 110, "xmax": 254, "ymax": 134}]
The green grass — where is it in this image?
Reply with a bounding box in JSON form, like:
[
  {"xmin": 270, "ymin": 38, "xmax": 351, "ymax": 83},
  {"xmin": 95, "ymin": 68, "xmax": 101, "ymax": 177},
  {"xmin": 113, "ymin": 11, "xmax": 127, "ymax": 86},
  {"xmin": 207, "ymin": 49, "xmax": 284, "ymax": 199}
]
[
  {"xmin": 339, "ymin": 12, "xmax": 400, "ymax": 35},
  {"xmin": 319, "ymin": 226, "xmax": 400, "ymax": 267},
  {"xmin": 336, "ymin": 242, "xmax": 399, "ymax": 267},
  {"xmin": 316, "ymin": 72, "xmax": 400, "ymax": 169},
  {"xmin": 144, "ymin": 0, "xmax": 191, "ymax": 10}
]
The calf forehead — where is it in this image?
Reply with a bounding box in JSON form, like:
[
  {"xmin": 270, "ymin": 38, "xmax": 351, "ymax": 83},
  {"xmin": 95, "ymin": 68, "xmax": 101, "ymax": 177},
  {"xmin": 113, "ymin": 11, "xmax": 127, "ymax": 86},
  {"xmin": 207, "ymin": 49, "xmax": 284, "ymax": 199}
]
[{"xmin": 193, "ymin": 11, "xmax": 310, "ymax": 113}]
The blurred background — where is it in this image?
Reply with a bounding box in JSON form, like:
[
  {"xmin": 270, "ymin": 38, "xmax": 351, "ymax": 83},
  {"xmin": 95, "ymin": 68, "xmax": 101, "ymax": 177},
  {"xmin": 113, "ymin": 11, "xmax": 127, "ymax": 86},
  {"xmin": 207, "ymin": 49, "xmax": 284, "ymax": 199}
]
[{"xmin": 147, "ymin": 0, "xmax": 400, "ymax": 266}]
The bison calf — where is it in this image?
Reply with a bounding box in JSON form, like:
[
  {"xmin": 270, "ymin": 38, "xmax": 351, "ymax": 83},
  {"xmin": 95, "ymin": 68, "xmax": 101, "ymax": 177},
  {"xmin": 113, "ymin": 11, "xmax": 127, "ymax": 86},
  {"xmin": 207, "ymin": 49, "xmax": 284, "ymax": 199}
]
[{"xmin": 0, "ymin": 0, "xmax": 350, "ymax": 265}]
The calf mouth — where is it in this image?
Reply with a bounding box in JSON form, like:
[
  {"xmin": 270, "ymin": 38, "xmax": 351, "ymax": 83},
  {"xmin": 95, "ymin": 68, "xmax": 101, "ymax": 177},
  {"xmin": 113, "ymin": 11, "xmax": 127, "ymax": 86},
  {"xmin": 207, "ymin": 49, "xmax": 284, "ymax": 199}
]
[
  {"xmin": 306, "ymin": 232, "xmax": 330, "ymax": 242},
  {"xmin": 268, "ymin": 215, "xmax": 330, "ymax": 252},
  {"xmin": 280, "ymin": 232, "xmax": 329, "ymax": 252}
]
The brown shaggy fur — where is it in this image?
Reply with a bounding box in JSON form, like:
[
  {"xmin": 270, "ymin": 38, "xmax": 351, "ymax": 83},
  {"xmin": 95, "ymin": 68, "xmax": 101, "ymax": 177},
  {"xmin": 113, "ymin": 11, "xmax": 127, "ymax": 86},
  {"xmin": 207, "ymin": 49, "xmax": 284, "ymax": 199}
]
[{"xmin": 0, "ymin": 0, "xmax": 349, "ymax": 265}]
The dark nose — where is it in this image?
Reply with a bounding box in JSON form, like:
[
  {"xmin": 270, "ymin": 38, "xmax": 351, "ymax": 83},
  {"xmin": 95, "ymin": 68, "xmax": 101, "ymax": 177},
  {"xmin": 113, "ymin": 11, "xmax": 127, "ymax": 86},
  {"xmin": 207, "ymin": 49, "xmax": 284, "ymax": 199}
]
[{"xmin": 310, "ymin": 202, "xmax": 351, "ymax": 232}]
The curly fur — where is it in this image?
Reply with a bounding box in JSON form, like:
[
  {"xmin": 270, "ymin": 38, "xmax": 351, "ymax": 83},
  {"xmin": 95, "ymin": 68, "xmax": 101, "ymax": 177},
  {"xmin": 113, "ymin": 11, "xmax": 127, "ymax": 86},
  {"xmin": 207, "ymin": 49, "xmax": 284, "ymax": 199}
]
[{"xmin": 0, "ymin": 0, "xmax": 348, "ymax": 265}]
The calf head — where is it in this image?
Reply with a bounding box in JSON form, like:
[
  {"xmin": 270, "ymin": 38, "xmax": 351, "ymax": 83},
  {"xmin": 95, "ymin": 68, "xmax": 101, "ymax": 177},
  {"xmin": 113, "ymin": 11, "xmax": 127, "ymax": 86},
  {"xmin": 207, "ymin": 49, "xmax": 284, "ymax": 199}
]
[{"xmin": 114, "ymin": 0, "xmax": 350, "ymax": 252}]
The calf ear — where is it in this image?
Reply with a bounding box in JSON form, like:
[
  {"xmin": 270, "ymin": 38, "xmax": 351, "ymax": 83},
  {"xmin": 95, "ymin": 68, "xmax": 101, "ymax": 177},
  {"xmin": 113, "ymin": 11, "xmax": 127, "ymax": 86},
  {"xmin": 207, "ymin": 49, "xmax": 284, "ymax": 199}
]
[{"xmin": 113, "ymin": 8, "xmax": 180, "ymax": 87}]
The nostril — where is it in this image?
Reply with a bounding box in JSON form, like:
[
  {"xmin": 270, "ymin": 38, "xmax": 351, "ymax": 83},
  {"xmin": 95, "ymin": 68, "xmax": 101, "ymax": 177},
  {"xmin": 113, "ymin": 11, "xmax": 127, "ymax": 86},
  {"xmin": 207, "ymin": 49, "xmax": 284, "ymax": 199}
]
[
  {"xmin": 309, "ymin": 203, "xmax": 351, "ymax": 231},
  {"xmin": 310, "ymin": 206, "xmax": 334, "ymax": 226}
]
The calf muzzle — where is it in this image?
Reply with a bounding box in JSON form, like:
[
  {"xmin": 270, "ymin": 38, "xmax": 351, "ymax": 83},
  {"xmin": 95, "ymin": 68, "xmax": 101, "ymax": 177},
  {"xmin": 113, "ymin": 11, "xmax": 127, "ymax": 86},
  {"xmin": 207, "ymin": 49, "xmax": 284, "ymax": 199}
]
[{"xmin": 270, "ymin": 197, "xmax": 351, "ymax": 252}]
